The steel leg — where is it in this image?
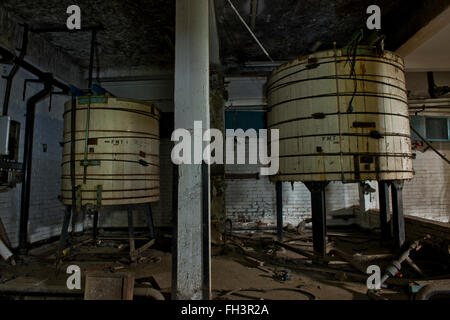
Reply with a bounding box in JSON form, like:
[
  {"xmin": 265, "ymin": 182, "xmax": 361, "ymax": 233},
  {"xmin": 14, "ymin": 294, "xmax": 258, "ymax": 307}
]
[
  {"xmin": 127, "ymin": 206, "xmax": 136, "ymax": 261},
  {"xmin": 391, "ymin": 181, "xmax": 406, "ymax": 250},
  {"xmin": 305, "ymin": 182, "xmax": 328, "ymax": 258},
  {"xmin": 58, "ymin": 205, "xmax": 72, "ymax": 258},
  {"xmin": 275, "ymin": 181, "xmax": 283, "ymax": 241},
  {"xmin": 93, "ymin": 210, "xmax": 99, "ymax": 242},
  {"xmin": 146, "ymin": 203, "xmax": 155, "ymax": 238},
  {"xmin": 378, "ymin": 181, "xmax": 392, "ymax": 241}
]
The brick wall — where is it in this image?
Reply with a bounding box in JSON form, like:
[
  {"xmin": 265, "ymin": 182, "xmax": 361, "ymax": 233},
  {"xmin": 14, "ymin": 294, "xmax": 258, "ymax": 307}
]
[
  {"xmin": 0, "ymin": 69, "xmax": 70, "ymax": 247},
  {"xmin": 224, "ymin": 139, "xmax": 360, "ymax": 228},
  {"xmin": 403, "ymin": 143, "xmax": 450, "ymax": 223}
]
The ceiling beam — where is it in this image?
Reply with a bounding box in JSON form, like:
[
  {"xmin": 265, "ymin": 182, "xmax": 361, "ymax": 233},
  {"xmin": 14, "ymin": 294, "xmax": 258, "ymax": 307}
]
[{"xmin": 396, "ymin": 5, "xmax": 450, "ymax": 57}]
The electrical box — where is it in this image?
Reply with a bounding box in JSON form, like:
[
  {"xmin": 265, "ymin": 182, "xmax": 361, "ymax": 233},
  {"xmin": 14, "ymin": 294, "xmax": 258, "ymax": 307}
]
[
  {"xmin": 0, "ymin": 116, "xmax": 20, "ymax": 160},
  {"xmin": 0, "ymin": 117, "xmax": 21, "ymax": 189},
  {"xmin": 0, "ymin": 116, "xmax": 10, "ymax": 156}
]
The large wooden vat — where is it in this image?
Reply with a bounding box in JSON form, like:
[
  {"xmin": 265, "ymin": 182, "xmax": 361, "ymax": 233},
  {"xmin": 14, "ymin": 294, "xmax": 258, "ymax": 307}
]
[
  {"xmin": 61, "ymin": 96, "xmax": 160, "ymax": 206},
  {"xmin": 267, "ymin": 46, "xmax": 414, "ymax": 182}
]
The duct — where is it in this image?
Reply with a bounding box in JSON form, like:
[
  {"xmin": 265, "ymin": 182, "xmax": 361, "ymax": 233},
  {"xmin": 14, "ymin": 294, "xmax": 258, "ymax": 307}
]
[{"xmin": 18, "ymin": 79, "xmax": 53, "ymax": 254}]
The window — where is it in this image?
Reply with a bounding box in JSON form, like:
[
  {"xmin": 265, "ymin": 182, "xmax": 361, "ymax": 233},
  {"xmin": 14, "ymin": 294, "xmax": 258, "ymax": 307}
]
[
  {"xmin": 425, "ymin": 118, "xmax": 449, "ymax": 141},
  {"xmin": 225, "ymin": 111, "xmax": 266, "ymax": 134},
  {"xmin": 410, "ymin": 115, "xmax": 450, "ymax": 142}
]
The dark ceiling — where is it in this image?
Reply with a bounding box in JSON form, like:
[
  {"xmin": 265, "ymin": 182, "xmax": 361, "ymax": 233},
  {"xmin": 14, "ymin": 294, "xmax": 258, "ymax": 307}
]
[
  {"xmin": 1, "ymin": 0, "xmax": 449, "ymax": 71},
  {"xmin": 1, "ymin": 0, "xmax": 175, "ymax": 69},
  {"xmin": 215, "ymin": 0, "xmax": 450, "ymax": 63}
]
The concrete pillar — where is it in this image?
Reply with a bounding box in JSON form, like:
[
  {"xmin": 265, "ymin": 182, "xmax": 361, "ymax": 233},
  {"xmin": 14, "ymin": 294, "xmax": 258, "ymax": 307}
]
[{"xmin": 173, "ymin": 0, "xmax": 211, "ymax": 300}]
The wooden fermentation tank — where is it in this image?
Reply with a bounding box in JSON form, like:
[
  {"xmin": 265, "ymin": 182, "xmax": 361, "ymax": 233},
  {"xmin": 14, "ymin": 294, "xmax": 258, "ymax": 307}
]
[
  {"xmin": 267, "ymin": 46, "xmax": 413, "ymax": 254},
  {"xmin": 61, "ymin": 96, "xmax": 160, "ymax": 207},
  {"xmin": 267, "ymin": 46, "xmax": 414, "ymax": 182}
]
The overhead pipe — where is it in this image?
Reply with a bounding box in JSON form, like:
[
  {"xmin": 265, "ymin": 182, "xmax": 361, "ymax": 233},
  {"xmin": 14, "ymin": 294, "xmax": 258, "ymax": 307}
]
[
  {"xmin": 0, "ymin": 46, "xmax": 70, "ymax": 94},
  {"xmin": 410, "ymin": 125, "xmax": 450, "ymax": 165},
  {"xmin": 18, "ymin": 78, "xmax": 53, "ymax": 254},
  {"xmin": 2, "ymin": 24, "xmax": 29, "ymax": 116}
]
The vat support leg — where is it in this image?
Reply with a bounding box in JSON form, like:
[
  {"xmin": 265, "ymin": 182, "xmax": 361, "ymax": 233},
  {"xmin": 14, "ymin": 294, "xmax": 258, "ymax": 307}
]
[
  {"xmin": 391, "ymin": 181, "xmax": 406, "ymax": 250},
  {"xmin": 58, "ymin": 205, "xmax": 72, "ymax": 258},
  {"xmin": 146, "ymin": 203, "xmax": 155, "ymax": 238},
  {"xmin": 275, "ymin": 181, "xmax": 283, "ymax": 241},
  {"xmin": 127, "ymin": 206, "xmax": 136, "ymax": 262},
  {"xmin": 92, "ymin": 210, "xmax": 99, "ymax": 243},
  {"xmin": 378, "ymin": 181, "xmax": 392, "ymax": 242},
  {"xmin": 305, "ymin": 182, "xmax": 328, "ymax": 258}
]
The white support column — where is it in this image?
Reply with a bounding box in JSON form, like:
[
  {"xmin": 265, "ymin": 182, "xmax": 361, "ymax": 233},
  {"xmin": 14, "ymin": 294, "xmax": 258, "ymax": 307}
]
[{"xmin": 174, "ymin": 0, "xmax": 211, "ymax": 300}]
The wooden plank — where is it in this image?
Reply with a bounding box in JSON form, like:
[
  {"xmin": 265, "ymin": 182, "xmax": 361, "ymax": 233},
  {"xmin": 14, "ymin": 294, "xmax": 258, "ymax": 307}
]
[{"xmin": 84, "ymin": 272, "xmax": 135, "ymax": 300}]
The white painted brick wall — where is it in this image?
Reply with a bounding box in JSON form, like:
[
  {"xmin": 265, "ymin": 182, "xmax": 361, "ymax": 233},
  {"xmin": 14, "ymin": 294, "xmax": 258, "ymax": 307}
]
[
  {"xmin": 404, "ymin": 145, "xmax": 450, "ymax": 223},
  {"xmin": 0, "ymin": 69, "xmax": 69, "ymax": 247},
  {"xmin": 224, "ymin": 139, "xmax": 360, "ymax": 228}
]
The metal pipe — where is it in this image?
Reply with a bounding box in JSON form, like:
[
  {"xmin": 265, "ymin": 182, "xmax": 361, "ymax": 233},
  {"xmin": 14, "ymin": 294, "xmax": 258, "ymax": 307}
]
[
  {"xmin": 88, "ymin": 30, "xmax": 97, "ymax": 90},
  {"xmin": 18, "ymin": 79, "xmax": 53, "ymax": 254},
  {"xmin": 70, "ymin": 95, "xmax": 77, "ymax": 227},
  {"xmin": 0, "ymin": 46, "xmax": 69, "ymax": 94},
  {"xmin": 410, "ymin": 125, "xmax": 450, "ymax": 165},
  {"xmin": 30, "ymin": 25, "xmax": 103, "ymax": 34},
  {"xmin": 275, "ymin": 181, "xmax": 283, "ymax": 241},
  {"xmin": 226, "ymin": 0, "xmax": 273, "ymax": 62},
  {"xmin": 2, "ymin": 25, "xmax": 29, "ymax": 116}
]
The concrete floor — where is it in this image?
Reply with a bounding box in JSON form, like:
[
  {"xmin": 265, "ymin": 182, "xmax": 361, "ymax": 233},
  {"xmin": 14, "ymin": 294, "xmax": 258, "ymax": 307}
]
[{"xmin": 0, "ymin": 227, "xmax": 437, "ymax": 300}]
